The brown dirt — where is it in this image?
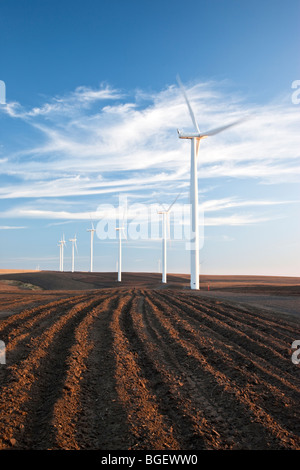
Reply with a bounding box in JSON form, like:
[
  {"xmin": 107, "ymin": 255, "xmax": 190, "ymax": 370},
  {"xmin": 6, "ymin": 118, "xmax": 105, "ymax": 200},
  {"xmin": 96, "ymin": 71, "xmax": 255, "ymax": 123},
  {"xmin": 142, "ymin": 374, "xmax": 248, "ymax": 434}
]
[
  {"xmin": 0, "ymin": 285, "xmax": 299, "ymax": 450},
  {"xmin": 0, "ymin": 270, "xmax": 40, "ymax": 274},
  {"xmin": 1, "ymin": 271, "xmax": 300, "ymax": 293}
]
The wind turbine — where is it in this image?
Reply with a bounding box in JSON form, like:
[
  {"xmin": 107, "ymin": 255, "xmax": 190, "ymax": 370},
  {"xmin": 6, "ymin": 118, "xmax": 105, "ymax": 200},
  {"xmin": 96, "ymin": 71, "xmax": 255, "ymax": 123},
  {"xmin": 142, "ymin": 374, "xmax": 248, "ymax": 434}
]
[
  {"xmin": 58, "ymin": 234, "xmax": 67, "ymax": 272},
  {"xmin": 69, "ymin": 234, "xmax": 78, "ymax": 273},
  {"xmin": 157, "ymin": 193, "xmax": 180, "ymax": 284},
  {"xmin": 176, "ymin": 75, "xmax": 244, "ymax": 290},
  {"xmin": 87, "ymin": 221, "xmax": 96, "ymax": 272}
]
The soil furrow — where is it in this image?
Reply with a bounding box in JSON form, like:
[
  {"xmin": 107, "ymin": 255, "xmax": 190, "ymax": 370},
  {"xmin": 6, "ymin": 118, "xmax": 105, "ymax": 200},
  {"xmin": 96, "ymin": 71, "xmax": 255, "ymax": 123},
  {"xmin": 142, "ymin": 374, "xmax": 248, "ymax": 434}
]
[
  {"xmin": 0, "ymin": 294, "xmax": 91, "ymax": 397},
  {"xmin": 188, "ymin": 293, "xmax": 297, "ymax": 338},
  {"xmin": 111, "ymin": 289, "xmax": 180, "ymax": 450},
  {"xmin": 177, "ymin": 292, "xmax": 297, "ymax": 352},
  {"xmin": 48, "ymin": 294, "xmax": 117, "ymax": 449},
  {"xmin": 152, "ymin": 291, "xmax": 299, "ymax": 435},
  {"xmin": 0, "ymin": 294, "xmax": 106, "ymax": 449},
  {"xmin": 133, "ymin": 290, "xmax": 231, "ymax": 449},
  {"xmin": 5, "ymin": 294, "xmax": 90, "ymax": 354},
  {"xmin": 0, "ymin": 281, "xmax": 298, "ymax": 451},
  {"xmin": 0, "ymin": 295, "xmax": 83, "ymax": 335},
  {"xmin": 157, "ymin": 291, "xmax": 295, "ymax": 377},
  {"xmin": 72, "ymin": 293, "xmax": 134, "ymax": 449},
  {"xmin": 145, "ymin": 291, "xmax": 300, "ymax": 449},
  {"xmin": 159, "ymin": 291, "xmax": 298, "ymax": 395},
  {"xmin": 145, "ymin": 291, "xmax": 272, "ymax": 449}
]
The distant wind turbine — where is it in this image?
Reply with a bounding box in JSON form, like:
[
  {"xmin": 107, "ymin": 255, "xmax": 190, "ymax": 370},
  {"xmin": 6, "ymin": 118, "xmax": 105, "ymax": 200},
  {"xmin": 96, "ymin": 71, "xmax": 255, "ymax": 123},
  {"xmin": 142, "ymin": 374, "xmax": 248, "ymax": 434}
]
[
  {"xmin": 87, "ymin": 221, "xmax": 96, "ymax": 272},
  {"xmin": 69, "ymin": 234, "xmax": 78, "ymax": 273},
  {"xmin": 58, "ymin": 234, "xmax": 67, "ymax": 272},
  {"xmin": 176, "ymin": 75, "xmax": 245, "ymax": 290},
  {"xmin": 157, "ymin": 193, "xmax": 181, "ymax": 284}
]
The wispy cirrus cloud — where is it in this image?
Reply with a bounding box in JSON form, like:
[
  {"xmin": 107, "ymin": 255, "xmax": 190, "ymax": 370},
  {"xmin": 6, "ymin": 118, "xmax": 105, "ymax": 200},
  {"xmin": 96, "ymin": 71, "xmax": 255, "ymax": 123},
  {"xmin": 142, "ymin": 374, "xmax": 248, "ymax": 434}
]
[
  {"xmin": 0, "ymin": 225, "xmax": 27, "ymax": 230},
  {"xmin": 2, "ymin": 83, "xmax": 124, "ymax": 119},
  {"xmin": 0, "ymin": 79, "xmax": 299, "ymax": 230},
  {"xmin": 0, "ymin": 197, "xmax": 295, "ymax": 227},
  {"xmin": 1, "ymin": 80, "xmax": 299, "ymax": 193}
]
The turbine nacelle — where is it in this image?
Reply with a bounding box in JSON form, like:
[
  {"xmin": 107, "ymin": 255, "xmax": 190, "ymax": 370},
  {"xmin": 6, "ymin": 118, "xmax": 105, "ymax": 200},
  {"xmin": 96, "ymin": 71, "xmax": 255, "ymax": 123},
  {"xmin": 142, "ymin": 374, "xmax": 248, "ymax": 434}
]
[
  {"xmin": 177, "ymin": 129, "xmax": 207, "ymax": 140},
  {"xmin": 176, "ymin": 75, "xmax": 246, "ymax": 143},
  {"xmin": 87, "ymin": 221, "xmax": 95, "ymax": 233},
  {"xmin": 69, "ymin": 235, "xmax": 78, "ymax": 253}
]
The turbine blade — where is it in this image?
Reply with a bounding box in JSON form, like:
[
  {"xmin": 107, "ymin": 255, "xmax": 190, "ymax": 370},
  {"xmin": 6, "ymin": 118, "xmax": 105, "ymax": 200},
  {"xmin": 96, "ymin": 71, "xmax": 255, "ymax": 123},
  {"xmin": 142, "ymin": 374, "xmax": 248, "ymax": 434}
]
[
  {"xmin": 89, "ymin": 215, "xmax": 95, "ymax": 231},
  {"xmin": 166, "ymin": 192, "xmax": 181, "ymax": 212},
  {"xmin": 200, "ymin": 117, "xmax": 246, "ymax": 137},
  {"xmin": 176, "ymin": 74, "xmax": 200, "ymax": 134},
  {"xmin": 154, "ymin": 194, "xmax": 168, "ymax": 212},
  {"xmin": 122, "ymin": 226, "xmax": 128, "ymax": 242}
]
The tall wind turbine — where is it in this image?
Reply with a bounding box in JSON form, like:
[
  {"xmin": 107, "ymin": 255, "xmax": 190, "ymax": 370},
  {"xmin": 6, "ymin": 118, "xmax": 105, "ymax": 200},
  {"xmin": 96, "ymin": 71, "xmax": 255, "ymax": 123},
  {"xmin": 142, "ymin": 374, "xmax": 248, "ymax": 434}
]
[
  {"xmin": 176, "ymin": 75, "xmax": 244, "ymax": 290},
  {"xmin": 87, "ymin": 222, "xmax": 96, "ymax": 272},
  {"xmin": 157, "ymin": 193, "xmax": 180, "ymax": 284},
  {"xmin": 58, "ymin": 234, "xmax": 67, "ymax": 272},
  {"xmin": 69, "ymin": 235, "xmax": 78, "ymax": 273}
]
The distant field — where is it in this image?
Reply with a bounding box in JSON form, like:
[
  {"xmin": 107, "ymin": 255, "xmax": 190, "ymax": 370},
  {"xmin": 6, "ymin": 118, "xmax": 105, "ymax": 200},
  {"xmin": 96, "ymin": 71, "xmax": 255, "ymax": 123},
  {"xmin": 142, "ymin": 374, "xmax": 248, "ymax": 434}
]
[
  {"xmin": 0, "ymin": 270, "xmax": 40, "ymax": 274},
  {"xmin": 0, "ymin": 270, "xmax": 300, "ymax": 291},
  {"xmin": 0, "ymin": 271, "xmax": 299, "ymax": 318}
]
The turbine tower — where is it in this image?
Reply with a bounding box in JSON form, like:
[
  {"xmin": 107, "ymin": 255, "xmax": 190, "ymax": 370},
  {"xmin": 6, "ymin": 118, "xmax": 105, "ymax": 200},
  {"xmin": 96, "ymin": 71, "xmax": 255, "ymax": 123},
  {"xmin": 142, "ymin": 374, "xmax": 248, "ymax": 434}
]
[
  {"xmin": 69, "ymin": 234, "xmax": 78, "ymax": 273},
  {"xmin": 58, "ymin": 242, "xmax": 62, "ymax": 272},
  {"xmin": 87, "ymin": 222, "xmax": 96, "ymax": 272},
  {"xmin": 157, "ymin": 193, "xmax": 180, "ymax": 284},
  {"xmin": 176, "ymin": 75, "xmax": 244, "ymax": 290},
  {"xmin": 115, "ymin": 224, "xmax": 126, "ymax": 282},
  {"xmin": 58, "ymin": 234, "xmax": 66, "ymax": 272}
]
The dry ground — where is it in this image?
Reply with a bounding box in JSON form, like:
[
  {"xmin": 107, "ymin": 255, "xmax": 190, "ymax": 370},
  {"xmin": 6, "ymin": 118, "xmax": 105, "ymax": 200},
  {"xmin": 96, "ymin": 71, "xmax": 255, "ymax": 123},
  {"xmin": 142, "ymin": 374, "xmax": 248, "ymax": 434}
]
[{"xmin": 0, "ymin": 272, "xmax": 299, "ymax": 450}]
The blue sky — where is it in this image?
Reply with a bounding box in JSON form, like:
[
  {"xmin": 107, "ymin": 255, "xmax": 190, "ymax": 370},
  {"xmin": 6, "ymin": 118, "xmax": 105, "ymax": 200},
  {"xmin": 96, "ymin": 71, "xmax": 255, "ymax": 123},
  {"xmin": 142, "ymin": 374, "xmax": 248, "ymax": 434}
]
[{"xmin": 0, "ymin": 0, "xmax": 299, "ymax": 275}]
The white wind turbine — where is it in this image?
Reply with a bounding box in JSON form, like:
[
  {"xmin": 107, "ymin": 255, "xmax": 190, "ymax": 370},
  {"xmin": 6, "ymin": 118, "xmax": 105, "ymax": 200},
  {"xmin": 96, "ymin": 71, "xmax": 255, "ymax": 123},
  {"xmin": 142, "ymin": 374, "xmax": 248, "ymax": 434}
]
[
  {"xmin": 87, "ymin": 221, "xmax": 96, "ymax": 272},
  {"xmin": 176, "ymin": 75, "xmax": 245, "ymax": 290},
  {"xmin": 157, "ymin": 193, "xmax": 181, "ymax": 284},
  {"xmin": 69, "ymin": 234, "xmax": 78, "ymax": 273},
  {"xmin": 58, "ymin": 234, "xmax": 67, "ymax": 272}
]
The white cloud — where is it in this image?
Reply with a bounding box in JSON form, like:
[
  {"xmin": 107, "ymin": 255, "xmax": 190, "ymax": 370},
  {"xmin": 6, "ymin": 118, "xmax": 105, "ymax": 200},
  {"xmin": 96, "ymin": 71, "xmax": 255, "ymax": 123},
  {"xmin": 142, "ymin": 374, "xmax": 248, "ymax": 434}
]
[
  {"xmin": 0, "ymin": 225, "xmax": 27, "ymax": 230},
  {"xmin": 203, "ymin": 214, "xmax": 272, "ymax": 226},
  {"xmin": 2, "ymin": 83, "xmax": 300, "ymax": 193},
  {"xmin": 0, "ymin": 197, "xmax": 294, "ymax": 227},
  {"xmin": 1, "ymin": 83, "xmax": 124, "ymax": 119},
  {"xmin": 0, "ymin": 79, "xmax": 299, "ymax": 213},
  {"xmin": 201, "ymin": 197, "xmax": 300, "ymax": 212}
]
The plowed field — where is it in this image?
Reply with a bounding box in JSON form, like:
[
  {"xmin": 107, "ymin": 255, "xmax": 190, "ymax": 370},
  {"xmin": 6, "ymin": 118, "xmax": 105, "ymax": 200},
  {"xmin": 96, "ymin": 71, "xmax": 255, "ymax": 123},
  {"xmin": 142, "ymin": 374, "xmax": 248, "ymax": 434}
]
[{"xmin": 0, "ymin": 288, "xmax": 299, "ymax": 450}]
